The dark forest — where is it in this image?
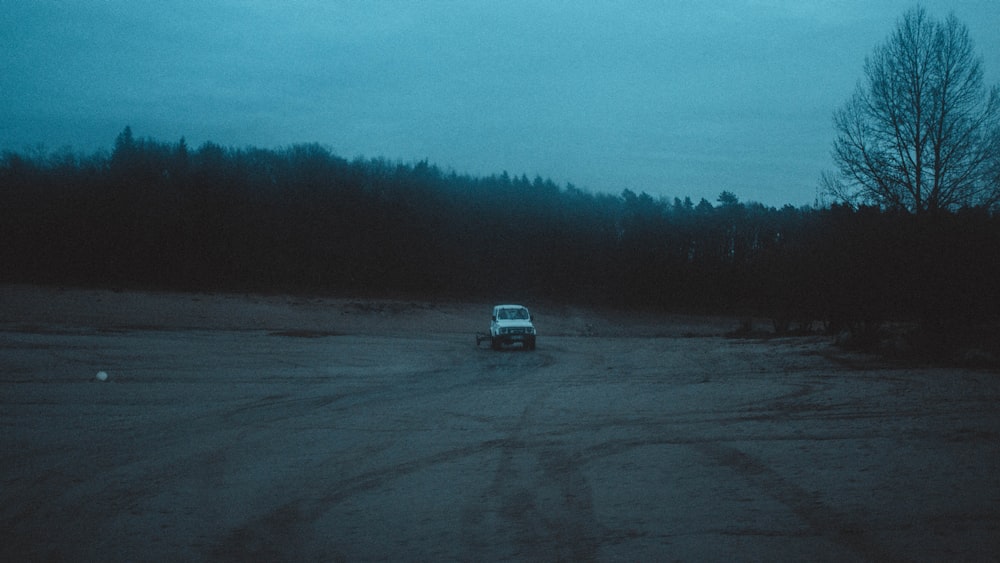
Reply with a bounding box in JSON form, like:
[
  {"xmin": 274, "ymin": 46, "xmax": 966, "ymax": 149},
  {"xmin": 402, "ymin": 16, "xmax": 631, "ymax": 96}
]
[{"xmin": 3, "ymin": 129, "xmax": 999, "ymax": 350}]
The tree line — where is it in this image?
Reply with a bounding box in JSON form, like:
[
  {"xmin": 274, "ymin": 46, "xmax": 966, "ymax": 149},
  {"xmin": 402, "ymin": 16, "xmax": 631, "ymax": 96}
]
[{"xmin": 3, "ymin": 129, "xmax": 999, "ymax": 343}]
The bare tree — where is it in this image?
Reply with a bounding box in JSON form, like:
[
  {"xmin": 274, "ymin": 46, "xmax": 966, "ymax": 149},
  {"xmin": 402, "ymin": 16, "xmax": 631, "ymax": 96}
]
[{"xmin": 829, "ymin": 7, "xmax": 1000, "ymax": 213}]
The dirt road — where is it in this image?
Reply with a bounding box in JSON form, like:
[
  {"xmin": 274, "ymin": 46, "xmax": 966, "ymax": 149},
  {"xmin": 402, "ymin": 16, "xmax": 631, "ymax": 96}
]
[{"xmin": 2, "ymin": 287, "xmax": 999, "ymax": 561}]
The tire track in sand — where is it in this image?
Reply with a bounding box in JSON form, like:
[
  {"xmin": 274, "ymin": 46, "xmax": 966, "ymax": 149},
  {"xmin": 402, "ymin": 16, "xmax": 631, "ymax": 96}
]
[
  {"xmin": 460, "ymin": 380, "xmax": 605, "ymax": 560},
  {"xmin": 695, "ymin": 442, "xmax": 903, "ymax": 563}
]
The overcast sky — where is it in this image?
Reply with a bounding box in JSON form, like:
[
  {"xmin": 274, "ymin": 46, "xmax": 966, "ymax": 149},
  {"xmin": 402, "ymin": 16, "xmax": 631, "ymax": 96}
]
[{"xmin": 3, "ymin": 1, "xmax": 999, "ymax": 207}]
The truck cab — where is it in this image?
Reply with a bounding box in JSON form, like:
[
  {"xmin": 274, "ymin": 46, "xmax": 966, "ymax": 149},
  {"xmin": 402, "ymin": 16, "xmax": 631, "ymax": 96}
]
[{"xmin": 489, "ymin": 304, "xmax": 536, "ymax": 350}]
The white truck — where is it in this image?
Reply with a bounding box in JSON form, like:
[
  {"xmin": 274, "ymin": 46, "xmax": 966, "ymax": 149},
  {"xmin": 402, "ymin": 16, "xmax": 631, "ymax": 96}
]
[{"xmin": 477, "ymin": 304, "xmax": 537, "ymax": 350}]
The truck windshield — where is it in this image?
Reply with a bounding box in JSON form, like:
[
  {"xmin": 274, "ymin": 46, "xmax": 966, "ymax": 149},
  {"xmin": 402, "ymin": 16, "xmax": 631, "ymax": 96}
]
[{"xmin": 499, "ymin": 308, "xmax": 529, "ymax": 320}]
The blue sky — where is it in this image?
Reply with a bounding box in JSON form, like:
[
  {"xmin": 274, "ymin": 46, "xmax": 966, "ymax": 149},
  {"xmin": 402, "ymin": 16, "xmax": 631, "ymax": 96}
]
[{"xmin": 3, "ymin": 1, "xmax": 999, "ymax": 207}]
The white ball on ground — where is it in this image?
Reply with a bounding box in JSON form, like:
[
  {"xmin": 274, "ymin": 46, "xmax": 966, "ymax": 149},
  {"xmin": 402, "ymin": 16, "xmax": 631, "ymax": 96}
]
[{"xmin": 96, "ymin": 371, "xmax": 108, "ymax": 382}]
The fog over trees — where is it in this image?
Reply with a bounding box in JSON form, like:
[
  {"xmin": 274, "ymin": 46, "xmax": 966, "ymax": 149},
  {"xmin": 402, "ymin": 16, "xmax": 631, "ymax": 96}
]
[{"xmin": 2, "ymin": 129, "xmax": 998, "ymax": 348}]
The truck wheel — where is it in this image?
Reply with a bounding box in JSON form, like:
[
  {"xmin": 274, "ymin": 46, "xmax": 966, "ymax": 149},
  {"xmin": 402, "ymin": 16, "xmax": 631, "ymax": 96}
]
[{"xmin": 491, "ymin": 337, "xmax": 500, "ymax": 351}]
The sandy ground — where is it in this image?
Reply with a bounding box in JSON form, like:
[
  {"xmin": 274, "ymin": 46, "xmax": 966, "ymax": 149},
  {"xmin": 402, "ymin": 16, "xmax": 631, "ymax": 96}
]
[{"xmin": 2, "ymin": 285, "xmax": 999, "ymax": 561}]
